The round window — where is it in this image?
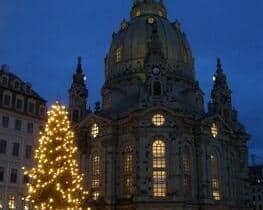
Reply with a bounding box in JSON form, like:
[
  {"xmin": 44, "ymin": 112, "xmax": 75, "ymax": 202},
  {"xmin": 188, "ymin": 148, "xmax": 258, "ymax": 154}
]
[{"xmin": 152, "ymin": 114, "xmax": 165, "ymax": 127}]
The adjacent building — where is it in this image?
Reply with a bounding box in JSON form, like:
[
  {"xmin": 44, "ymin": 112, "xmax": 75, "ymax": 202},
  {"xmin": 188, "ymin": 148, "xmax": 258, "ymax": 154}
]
[
  {"xmin": 68, "ymin": 1, "xmax": 251, "ymax": 210},
  {"xmin": 0, "ymin": 65, "xmax": 46, "ymax": 210},
  {"xmin": 249, "ymin": 165, "xmax": 263, "ymax": 210}
]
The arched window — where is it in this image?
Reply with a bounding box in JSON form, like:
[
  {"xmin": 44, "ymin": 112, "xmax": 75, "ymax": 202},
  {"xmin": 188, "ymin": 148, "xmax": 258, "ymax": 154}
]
[
  {"xmin": 91, "ymin": 123, "xmax": 99, "ymax": 138},
  {"xmin": 180, "ymin": 45, "xmax": 188, "ymax": 63},
  {"xmin": 152, "ymin": 140, "xmax": 167, "ymax": 197},
  {"xmin": 230, "ymin": 153, "xmax": 236, "ymax": 199},
  {"xmin": 153, "ymin": 81, "xmax": 162, "ymax": 96},
  {"xmin": 211, "ymin": 153, "xmax": 221, "ymax": 200},
  {"xmin": 211, "ymin": 123, "xmax": 218, "ymax": 138},
  {"xmin": 116, "ymin": 47, "xmax": 122, "ymax": 63},
  {"xmin": 123, "ymin": 145, "xmax": 133, "ymax": 196},
  {"xmin": 183, "ymin": 148, "xmax": 192, "ymax": 193},
  {"xmin": 91, "ymin": 152, "xmax": 100, "ymax": 200},
  {"xmin": 72, "ymin": 109, "xmax": 79, "ymax": 122}
]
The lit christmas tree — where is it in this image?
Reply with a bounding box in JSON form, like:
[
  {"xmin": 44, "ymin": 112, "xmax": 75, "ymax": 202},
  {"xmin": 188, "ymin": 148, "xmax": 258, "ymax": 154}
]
[{"xmin": 24, "ymin": 102, "xmax": 87, "ymax": 210}]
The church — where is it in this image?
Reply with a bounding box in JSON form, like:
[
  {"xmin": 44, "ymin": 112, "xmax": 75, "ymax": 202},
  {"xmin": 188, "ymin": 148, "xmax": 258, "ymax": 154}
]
[{"xmin": 68, "ymin": 1, "xmax": 250, "ymax": 209}]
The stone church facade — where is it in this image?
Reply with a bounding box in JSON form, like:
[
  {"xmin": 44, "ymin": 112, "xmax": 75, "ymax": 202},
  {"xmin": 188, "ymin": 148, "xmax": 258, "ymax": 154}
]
[{"xmin": 68, "ymin": 1, "xmax": 250, "ymax": 210}]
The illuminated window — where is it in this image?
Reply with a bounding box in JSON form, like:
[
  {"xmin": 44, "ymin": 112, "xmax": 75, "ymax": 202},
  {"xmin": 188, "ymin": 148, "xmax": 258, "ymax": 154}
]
[
  {"xmin": 91, "ymin": 153, "xmax": 100, "ymax": 189},
  {"xmin": 8, "ymin": 196, "xmax": 16, "ymax": 209},
  {"xmin": 91, "ymin": 123, "xmax": 99, "ymax": 138},
  {"xmin": 23, "ymin": 200, "xmax": 29, "ymax": 210},
  {"xmin": 148, "ymin": 17, "xmax": 155, "ymax": 24},
  {"xmin": 152, "ymin": 114, "xmax": 165, "ymax": 127},
  {"xmin": 183, "ymin": 149, "xmax": 191, "ymax": 192},
  {"xmin": 123, "ymin": 146, "xmax": 133, "ymax": 195},
  {"xmin": 0, "ymin": 195, "xmax": 3, "ymax": 210},
  {"xmin": 92, "ymin": 192, "xmax": 100, "ymax": 200},
  {"xmin": 152, "ymin": 140, "xmax": 166, "ymax": 197},
  {"xmin": 116, "ymin": 48, "xmax": 122, "ymax": 63},
  {"xmin": 211, "ymin": 123, "xmax": 218, "ymax": 138},
  {"xmin": 211, "ymin": 154, "xmax": 221, "ymax": 200},
  {"xmin": 135, "ymin": 10, "xmax": 141, "ymax": 17},
  {"xmin": 158, "ymin": 11, "xmax": 163, "ymax": 17}
]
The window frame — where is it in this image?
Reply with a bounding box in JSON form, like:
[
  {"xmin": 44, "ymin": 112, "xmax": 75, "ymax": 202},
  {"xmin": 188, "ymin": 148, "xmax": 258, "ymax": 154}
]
[
  {"xmin": 0, "ymin": 167, "xmax": 4, "ymax": 182},
  {"xmin": 0, "ymin": 140, "xmax": 7, "ymax": 154},
  {"xmin": 91, "ymin": 123, "xmax": 99, "ymax": 139},
  {"xmin": 15, "ymin": 119, "xmax": 22, "ymax": 131},
  {"xmin": 25, "ymin": 145, "xmax": 32, "ymax": 159},
  {"xmin": 15, "ymin": 95, "xmax": 24, "ymax": 111},
  {"xmin": 27, "ymin": 100, "xmax": 35, "ymax": 115},
  {"xmin": 115, "ymin": 47, "xmax": 122, "ymax": 63},
  {"xmin": 152, "ymin": 139, "xmax": 167, "ymax": 197},
  {"xmin": 183, "ymin": 148, "xmax": 192, "ymax": 193},
  {"xmin": 27, "ymin": 122, "xmax": 34, "ymax": 134},
  {"xmin": 8, "ymin": 195, "xmax": 16, "ymax": 209},
  {"xmin": 152, "ymin": 114, "xmax": 165, "ymax": 127},
  {"xmin": 12, "ymin": 143, "xmax": 20, "ymax": 157},
  {"xmin": 10, "ymin": 168, "xmax": 18, "ymax": 184},
  {"xmin": 123, "ymin": 145, "xmax": 133, "ymax": 196},
  {"xmin": 3, "ymin": 92, "xmax": 12, "ymax": 108},
  {"xmin": 211, "ymin": 123, "xmax": 218, "ymax": 138},
  {"xmin": 2, "ymin": 116, "xmax": 9, "ymax": 128},
  {"xmin": 211, "ymin": 153, "xmax": 221, "ymax": 201},
  {"xmin": 91, "ymin": 152, "xmax": 101, "ymax": 189}
]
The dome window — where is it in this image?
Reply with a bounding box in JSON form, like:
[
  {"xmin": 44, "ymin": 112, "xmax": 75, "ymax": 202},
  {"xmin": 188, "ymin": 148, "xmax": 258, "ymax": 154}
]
[
  {"xmin": 152, "ymin": 114, "xmax": 165, "ymax": 127},
  {"xmin": 135, "ymin": 10, "xmax": 141, "ymax": 17},
  {"xmin": 121, "ymin": 20, "xmax": 128, "ymax": 30},
  {"xmin": 14, "ymin": 80, "xmax": 20, "ymax": 90},
  {"xmin": 148, "ymin": 17, "xmax": 155, "ymax": 24},
  {"xmin": 1, "ymin": 76, "xmax": 8, "ymax": 86},
  {"xmin": 116, "ymin": 47, "xmax": 122, "ymax": 63}
]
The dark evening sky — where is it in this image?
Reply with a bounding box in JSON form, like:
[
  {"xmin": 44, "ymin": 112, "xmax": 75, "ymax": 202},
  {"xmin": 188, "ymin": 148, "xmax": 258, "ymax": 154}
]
[{"xmin": 0, "ymin": 0, "xmax": 262, "ymax": 159}]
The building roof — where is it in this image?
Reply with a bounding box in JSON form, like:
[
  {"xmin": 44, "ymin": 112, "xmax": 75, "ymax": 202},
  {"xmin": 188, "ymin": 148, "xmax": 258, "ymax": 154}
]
[
  {"xmin": 105, "ymin": 0, "xmax": 194, "ymax": 83},
  {"xmin": 0, "ymin": 64, "xmax": 46, "ymax": 102}
]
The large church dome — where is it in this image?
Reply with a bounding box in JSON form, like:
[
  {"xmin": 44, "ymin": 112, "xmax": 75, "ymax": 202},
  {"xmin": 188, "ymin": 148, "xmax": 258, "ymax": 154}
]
[{"xmin": 105, "ymin": 0, "xmax": 195, "ymax": 83}]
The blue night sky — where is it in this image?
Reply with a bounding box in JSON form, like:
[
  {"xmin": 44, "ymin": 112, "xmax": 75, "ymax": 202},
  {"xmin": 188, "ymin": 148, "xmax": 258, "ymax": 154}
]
[{"xmin": 0, "ymin": 0, "xmax": 262, "ymax": 158}]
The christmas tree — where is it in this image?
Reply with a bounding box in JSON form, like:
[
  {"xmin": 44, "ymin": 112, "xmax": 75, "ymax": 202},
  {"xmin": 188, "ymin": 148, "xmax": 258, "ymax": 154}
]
[{"xmin": 24, "ymin": 102, "xmax": 87, "ymax": 210}]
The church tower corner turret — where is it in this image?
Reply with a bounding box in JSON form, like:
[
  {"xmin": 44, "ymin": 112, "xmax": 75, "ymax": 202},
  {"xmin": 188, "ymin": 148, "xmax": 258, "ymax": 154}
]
[
  {"xmin": 68, "ymin": 57, "xmax": 88, "ymax": 123},
  {"xmin": 208, "ymin": 58, "xmax": 234, "ymax": 123}
]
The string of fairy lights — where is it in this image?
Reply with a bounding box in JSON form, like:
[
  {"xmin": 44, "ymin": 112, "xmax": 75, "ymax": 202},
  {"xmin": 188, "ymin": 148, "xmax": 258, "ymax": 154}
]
[{"xmin": 23, "ymin": 102, "xmax": 88, "ymax": 210}]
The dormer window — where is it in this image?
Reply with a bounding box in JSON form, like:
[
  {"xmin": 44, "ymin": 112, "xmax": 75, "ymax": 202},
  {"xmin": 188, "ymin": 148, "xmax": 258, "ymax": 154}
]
[
  {"xmin": 25, "ymin": 84, "xmax": 31, "ymax": 94},
  {"xmin": 14, "ymin": 81, "xmax": 20, "ymax": 90},
  {"xmin": 1, "ymin": 76, "xmax": 8, "ymax": 86},
  {"xmin": 121, "ymin": 20, "xmax": 128, "ymax": 30},
  {"xmin": 116, "ymin": 47, "xmax": 122, "ymax": 63}
]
